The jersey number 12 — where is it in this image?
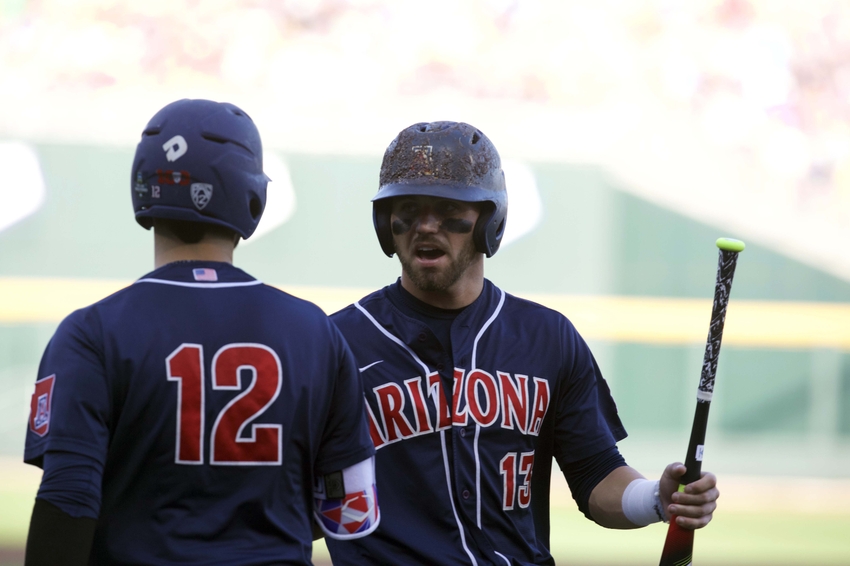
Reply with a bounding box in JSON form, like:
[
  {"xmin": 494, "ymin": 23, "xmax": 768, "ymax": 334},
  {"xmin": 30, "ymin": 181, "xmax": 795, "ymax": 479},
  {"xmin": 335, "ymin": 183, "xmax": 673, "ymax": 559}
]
[{"xmin": 166, "ymin": 343, "xmax": 283, "ymax": 466}]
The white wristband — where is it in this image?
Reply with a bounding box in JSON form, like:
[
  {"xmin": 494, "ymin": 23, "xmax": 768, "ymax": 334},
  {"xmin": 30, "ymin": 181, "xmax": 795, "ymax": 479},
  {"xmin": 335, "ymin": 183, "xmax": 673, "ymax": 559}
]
[{"xmin": 622, "ymin": 479, "xmax": 668, "ymax": 526}]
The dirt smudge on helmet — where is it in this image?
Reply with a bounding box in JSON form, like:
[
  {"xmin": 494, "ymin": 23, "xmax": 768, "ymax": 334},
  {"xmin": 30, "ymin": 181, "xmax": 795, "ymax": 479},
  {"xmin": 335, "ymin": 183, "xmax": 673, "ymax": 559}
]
[{"xmin": 372, "ymin": 121, "xmax": 508, "ymax": 258}]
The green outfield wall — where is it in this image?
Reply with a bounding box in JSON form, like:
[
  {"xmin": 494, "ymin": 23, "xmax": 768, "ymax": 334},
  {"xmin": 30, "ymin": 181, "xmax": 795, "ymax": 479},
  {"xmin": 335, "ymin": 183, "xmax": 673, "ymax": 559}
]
[{"xmin": 2, "ymin": 144, "xmax": 849, "ymax": 476}]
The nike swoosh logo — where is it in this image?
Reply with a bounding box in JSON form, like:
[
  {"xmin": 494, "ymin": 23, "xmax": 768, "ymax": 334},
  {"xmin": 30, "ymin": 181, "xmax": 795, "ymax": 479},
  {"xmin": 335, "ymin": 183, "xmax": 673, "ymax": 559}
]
[{"xmin": 359, "ymin": 360, "xmax": 384, "ymax": 372}]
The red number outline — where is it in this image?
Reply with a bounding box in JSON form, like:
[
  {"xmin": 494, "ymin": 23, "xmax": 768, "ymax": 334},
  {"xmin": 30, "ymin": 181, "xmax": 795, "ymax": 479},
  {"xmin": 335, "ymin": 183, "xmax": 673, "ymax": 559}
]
[
  {"xmin": 500, "ymin": 450, "xmax": 535, "ymax": 510},
  {"xmin": 517, "ymin": 451, "xmax": 535, "ymax": 508},
  {"xmin": 499, "ymin": 452, "xmax": 516, "ymax": 510},
  {"xmin": 166, "ymin": 343, "xmax": 283, "ymax": 466},
  {"xmin": 166, "ymin": 344, "xmax": 205, "ymax": 464},
  {"xmin": 210, "ymin": 343, "xmax": 283, "ymax": 465}
]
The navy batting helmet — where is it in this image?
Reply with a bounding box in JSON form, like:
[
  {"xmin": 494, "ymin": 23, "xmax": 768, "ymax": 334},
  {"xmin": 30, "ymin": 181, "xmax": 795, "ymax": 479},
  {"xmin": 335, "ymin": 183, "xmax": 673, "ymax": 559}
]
[
  {"xmin": 131, "ymin": 99, "xmax": 269, "ymax": 239},
  {"xmin": 373, "ymin": 121, "xmax": 507, "ymax": 257}
]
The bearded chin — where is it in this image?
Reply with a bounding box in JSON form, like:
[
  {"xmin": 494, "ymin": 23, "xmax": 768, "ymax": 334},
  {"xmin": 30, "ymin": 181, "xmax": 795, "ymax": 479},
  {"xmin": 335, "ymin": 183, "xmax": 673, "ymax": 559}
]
[
  {"xmin": 397, "ymin": 245, "xmax": 478, "ymax": 293},
  {"xmin": 399, "ymin": 258, "xmax": 457, "ymax": 292}
]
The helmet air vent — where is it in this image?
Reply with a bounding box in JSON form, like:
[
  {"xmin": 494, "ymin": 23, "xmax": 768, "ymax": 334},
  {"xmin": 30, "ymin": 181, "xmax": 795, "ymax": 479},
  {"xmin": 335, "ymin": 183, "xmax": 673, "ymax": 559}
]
[{"xmin": 202, "ymin": 134, "xmax": 228, "ymax": 144}]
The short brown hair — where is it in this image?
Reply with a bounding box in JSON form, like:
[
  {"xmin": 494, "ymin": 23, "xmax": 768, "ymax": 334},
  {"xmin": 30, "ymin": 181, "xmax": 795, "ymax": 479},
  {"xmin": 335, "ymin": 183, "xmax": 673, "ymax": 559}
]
[{"xmin": 153, "ymin": 218, "xmax": 238, "ymax": 245}]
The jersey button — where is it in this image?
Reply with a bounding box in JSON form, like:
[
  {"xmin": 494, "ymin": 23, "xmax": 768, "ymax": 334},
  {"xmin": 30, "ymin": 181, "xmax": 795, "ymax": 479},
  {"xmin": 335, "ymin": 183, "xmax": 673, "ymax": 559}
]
[
  {"xmin": 418, "ymin": 333, "xmax": 427, "ymax": 342},
  {"xmin": 437, "ymin": 363, "xmax": 445, "ymax": 371},
  {"xmin": 459, "ymin": 428, "xmax": 466, "ymax": 437},
  {"xmin": 462, "ymin": 490, "xmax": 470, "ymax": 499}
]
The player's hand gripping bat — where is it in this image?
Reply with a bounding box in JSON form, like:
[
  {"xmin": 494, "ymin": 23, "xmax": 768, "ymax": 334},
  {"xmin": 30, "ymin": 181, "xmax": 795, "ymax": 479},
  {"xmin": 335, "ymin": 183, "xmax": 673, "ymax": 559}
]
[{"xmin": 658, "ymin": 237, "xmax": 745, "ymax": 566}]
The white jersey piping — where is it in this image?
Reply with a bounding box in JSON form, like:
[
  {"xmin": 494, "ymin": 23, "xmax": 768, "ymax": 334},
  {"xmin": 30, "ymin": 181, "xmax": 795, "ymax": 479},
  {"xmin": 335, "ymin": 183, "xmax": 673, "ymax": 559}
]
[
  {"xmin": 471, "ymin": 288, "xmax": 506, "ymax": 529},
  {"xmin": 135, "ymin": 278, "xmax": 263, "ymax": 289},
  {"xmin": 355, "ymin": 300, "xmax": 479, "ymax": 566}
]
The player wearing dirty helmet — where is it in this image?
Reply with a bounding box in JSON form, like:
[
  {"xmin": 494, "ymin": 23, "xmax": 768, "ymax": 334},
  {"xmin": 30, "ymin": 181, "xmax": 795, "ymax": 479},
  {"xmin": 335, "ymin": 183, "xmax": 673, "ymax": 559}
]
[
  {"xmin": 23, "ymin": 99, "xmax": 378, "ymax": 566},
  {"xmin": 325, "ymin": 121, "xmax": 718, "ymax": 565}
]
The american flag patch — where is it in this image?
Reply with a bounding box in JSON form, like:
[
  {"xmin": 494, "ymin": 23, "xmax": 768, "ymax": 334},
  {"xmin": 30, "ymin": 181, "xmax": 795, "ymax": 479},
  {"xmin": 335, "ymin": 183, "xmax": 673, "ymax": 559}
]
[{"xmin": 193, "ymin": 268, "xmax": 218, "ymax": 282}]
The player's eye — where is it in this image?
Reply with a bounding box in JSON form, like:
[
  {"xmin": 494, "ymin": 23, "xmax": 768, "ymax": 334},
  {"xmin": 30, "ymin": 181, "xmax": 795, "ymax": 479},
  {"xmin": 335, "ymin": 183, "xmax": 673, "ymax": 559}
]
[
  {"xmin": 402, "ymin": 204, "xmax": 419, "ymax": 215},
  {"xmin": 394, "ymin": 200, "xmax": 419, "ymax": 216},
  {"xmin": 436, "ymin": 201, "xmax": 464, "ymax": 216}
]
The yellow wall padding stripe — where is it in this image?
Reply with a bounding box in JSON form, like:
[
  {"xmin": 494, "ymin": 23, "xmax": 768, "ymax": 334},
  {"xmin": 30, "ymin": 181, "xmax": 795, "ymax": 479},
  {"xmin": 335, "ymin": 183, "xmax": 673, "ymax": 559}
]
[
  {"xmin": 520, "ymin": 293, "xmax": 850, "ymax": 349},
  {"xmin": 2, "ymin": 278, "xmax": 849, "ymax": 349}
]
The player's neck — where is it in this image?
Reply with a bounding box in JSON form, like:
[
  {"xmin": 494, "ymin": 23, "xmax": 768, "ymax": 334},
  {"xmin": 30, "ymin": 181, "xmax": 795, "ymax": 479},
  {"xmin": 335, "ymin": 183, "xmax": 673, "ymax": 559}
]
[
  {"xmin": 154, "ymin": 231, "xmax": 235, "ymax": 268},
  {"xmin": 400, "ymin": 263, "xmax": 484, "ymax": 310}
]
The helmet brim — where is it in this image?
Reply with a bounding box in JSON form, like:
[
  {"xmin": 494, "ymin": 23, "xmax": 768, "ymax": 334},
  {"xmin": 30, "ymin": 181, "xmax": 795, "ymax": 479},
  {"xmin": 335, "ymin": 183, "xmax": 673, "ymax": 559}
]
[{"xmin": 372, "ymin": 181, "xmax": 505, "ymax": 206}]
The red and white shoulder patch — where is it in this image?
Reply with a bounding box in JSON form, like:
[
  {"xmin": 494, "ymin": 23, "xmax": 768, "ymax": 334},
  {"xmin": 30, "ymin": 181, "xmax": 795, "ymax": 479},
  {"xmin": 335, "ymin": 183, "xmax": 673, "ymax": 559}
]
[{"xmin": 29, "ymin": 375, "xmax": 56, "ymax": 437}]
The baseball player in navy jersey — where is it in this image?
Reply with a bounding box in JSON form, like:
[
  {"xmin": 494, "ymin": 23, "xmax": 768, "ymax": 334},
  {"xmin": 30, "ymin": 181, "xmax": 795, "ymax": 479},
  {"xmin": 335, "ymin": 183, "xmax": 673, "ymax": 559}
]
[
  {"xmin": 325, "ymin": 121, "xmax": 719, "ymax": 565},
  {"xmin": 23, "ymin": 99, "xmax": 378, "ymax": 566}
]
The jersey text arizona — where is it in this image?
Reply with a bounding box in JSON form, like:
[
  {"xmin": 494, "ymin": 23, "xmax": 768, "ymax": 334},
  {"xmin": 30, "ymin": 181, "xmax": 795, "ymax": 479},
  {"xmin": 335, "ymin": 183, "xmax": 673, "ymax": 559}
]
[{"xmin": 367, "ymin": 368, "xmax": 550, "ymax": 448}]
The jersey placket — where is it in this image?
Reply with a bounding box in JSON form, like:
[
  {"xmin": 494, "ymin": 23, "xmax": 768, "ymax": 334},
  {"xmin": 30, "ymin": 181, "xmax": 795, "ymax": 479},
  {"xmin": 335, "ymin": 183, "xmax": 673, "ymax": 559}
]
[
  {"xmin": 415, "ymin": 325, "xmax": 485, "ymax": 563},
  {"xmin": 449, "ymin": 287, "xmax": 508, "ymax": 562}
]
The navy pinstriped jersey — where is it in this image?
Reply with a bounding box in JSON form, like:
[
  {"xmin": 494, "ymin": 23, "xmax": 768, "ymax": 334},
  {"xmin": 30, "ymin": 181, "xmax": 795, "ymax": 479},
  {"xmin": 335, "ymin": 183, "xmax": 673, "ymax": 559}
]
[
  {"xmin": 326, "ymin": 279, "xmax": 626, "ymax": 566},
  {"xmin": 24, "ymin": 261, "xmax": 374, "ymax": 565}
]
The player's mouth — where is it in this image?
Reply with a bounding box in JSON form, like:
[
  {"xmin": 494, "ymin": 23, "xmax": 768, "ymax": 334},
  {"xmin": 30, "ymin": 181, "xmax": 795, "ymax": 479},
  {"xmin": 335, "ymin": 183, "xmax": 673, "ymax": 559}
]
[{"xmin": 415, "ymin": 245, "xmax": 446, "ymax": 265}]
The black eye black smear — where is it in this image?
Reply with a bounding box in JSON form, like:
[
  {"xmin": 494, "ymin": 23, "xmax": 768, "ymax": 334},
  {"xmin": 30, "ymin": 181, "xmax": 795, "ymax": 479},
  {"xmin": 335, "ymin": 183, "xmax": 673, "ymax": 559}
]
[
  {"xmin": 392, "ymin": 218, "xmax": 412, "ymax": 235},
  {"xmin": 441, "ymin": 218, "xmax": 474, "ymax": 234}
]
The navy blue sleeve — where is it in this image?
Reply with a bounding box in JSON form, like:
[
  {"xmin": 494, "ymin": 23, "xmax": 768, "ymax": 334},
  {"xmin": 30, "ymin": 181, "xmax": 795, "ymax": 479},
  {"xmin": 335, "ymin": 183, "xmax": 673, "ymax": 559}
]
[
  {"xmin": 24, "ymin": 310, "xmax": 111, "ymax": 468},
  {"xmin": 552, "ymin": 319, "xmax": 627, "ymax": 466},
  {"xmin": 560, "ymin": 445, "xmax": 627, "ymax": 519},
  {"xmin": 36, "ymin": 451, "xmax": 103, "ymax": 519},
  {"xmin": 314, "ymin": 325, "xmax": 375, "ymax": 475}
]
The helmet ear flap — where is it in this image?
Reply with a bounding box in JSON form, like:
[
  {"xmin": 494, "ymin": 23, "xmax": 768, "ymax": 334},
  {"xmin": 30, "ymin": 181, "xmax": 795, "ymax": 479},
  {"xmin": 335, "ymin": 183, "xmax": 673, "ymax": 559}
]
[
  {"xmin": 473, "ymin": 202, "xmax": 506, "ymax": 257},
  {"xmin": 373, "ymin": 200, "xmax": 396, "ymax": 257}
]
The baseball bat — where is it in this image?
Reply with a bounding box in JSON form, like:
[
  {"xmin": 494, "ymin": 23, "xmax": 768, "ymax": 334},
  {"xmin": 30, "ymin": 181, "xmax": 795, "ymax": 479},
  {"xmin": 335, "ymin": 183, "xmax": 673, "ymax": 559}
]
[{"xmin": 658, "ymin": 237, "xmax": 745, "ymax": 566}]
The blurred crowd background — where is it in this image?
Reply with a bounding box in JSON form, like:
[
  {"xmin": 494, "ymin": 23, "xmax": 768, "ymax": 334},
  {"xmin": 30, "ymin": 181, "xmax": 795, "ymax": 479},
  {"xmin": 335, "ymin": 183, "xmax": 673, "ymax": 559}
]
[
  {"xmin": 2, "ymin": 0, "xmax": 850, "ymax": 275},
  {"xmin": 2, "ymin": 0, "xmax": 850, "ymax": 563}
]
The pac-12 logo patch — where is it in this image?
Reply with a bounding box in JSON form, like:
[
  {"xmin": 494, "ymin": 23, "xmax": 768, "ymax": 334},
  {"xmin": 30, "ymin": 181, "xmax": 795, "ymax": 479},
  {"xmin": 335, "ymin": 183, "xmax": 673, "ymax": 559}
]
[
  {"xmin": 316, "ymin": 486, "xmax": 378, "ymax": 536},
  {"xmin": 190, "ymin": 183, "xmax": 213, "ymax": 210},
  {"xmin": 29, "ymin": 375, "xmax": 56, "ymax": 437}
]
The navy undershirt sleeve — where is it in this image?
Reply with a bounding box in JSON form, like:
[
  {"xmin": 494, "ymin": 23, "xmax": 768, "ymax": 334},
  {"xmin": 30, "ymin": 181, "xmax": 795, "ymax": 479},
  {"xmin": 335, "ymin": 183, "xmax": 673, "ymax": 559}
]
[
  {"xmin": 561, "ymin": 444, "xmax": 627, "ymax": 519},
  {"xmin": 26, "ymin": 498, "xmax": 96, "ymax": 566},
  {"xmin": 36, "ymin": 450, "xmax": 103, "ymax": 519}
]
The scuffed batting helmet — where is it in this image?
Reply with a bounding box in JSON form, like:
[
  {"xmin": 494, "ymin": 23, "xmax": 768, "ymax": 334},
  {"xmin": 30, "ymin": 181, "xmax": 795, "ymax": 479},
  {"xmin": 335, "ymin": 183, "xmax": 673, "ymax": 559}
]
[
  {"xmin": 372, "ymin": 121, "xmax": 508, "ymax": 257},
  {"xmin": 131, "ymin": 99, "xmax": 269, "ymax": 239}
]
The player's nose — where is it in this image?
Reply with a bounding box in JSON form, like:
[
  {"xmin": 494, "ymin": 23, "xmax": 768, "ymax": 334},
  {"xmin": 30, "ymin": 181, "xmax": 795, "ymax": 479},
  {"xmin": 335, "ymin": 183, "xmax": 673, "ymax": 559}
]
[{"xmin": 413, "ymin": 209, "xmax": 441, "ymax": 233}]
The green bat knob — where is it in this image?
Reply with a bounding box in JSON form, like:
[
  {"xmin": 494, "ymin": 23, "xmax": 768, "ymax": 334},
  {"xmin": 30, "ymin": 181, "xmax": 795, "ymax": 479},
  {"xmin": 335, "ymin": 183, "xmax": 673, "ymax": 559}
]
[{"xmin": 716, "ymin": 238, "xmax": 745, "ymax": 252}]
